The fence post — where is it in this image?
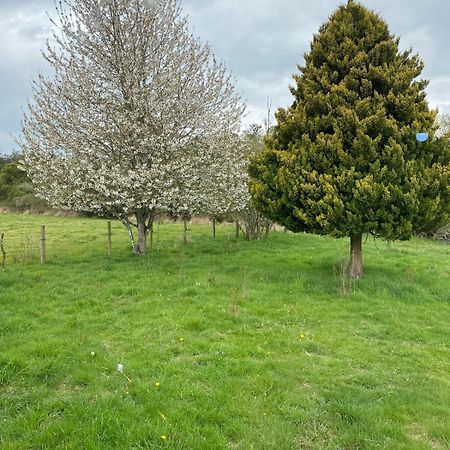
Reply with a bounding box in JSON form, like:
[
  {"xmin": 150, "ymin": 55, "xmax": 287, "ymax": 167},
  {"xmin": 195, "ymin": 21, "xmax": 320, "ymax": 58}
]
[
  {"xmin": 0, "ymin": 233, "xmax": 5, "ymax": 271},
  {"xmin": 183, "ymin": 219, "xmax": 188, "ymax": 244},
  {"xmin": 107, "ymin": 220, "xmax": 112, "ymax": 256},
  {"xmin": 40, "ymin": 225, "xmax": 46, "ymax": 265}
]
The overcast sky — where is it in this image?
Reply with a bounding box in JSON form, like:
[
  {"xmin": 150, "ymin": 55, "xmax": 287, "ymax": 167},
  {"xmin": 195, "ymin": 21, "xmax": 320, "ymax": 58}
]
[{"xmin": 1, "ymin": 0, "xmax": 449, "ymax": 154}]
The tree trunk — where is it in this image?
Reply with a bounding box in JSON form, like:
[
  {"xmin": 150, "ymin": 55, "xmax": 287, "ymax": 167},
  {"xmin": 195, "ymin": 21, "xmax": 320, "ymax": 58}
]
[
  {"xmin": 123, "ymin": 212, "xmax": 149, "ymax": 255},
  {"xmin": 235, "ymin": 220, "xmax": 239, "ymax": 238},
  {"xmin": 123, "ymin": 217, "xmax": 138, "ymax": 255},
  {"xmin": 145, "ymin": 210, "xmax": 156, "ymax": 254},
  {"xmin": 350, "ymin": 235, "xmax": 363, "ymax": 278},
  {"xmin": 212, "ymin": 218, "xmax": 216, "ymax": 239},
  {"xmin": 265, "ymin": 222, "xmax": 271, "ymax": 237},
  {"xmin": 137, "ymin": 214, "xmax": 147, "ymax": 255}
]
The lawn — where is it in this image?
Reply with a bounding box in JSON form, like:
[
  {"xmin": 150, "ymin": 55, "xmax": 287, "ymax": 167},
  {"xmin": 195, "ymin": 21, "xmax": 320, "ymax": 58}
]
[{"xmin": 0, "ymin": 213, "xmax": 449, "ymax": 449}]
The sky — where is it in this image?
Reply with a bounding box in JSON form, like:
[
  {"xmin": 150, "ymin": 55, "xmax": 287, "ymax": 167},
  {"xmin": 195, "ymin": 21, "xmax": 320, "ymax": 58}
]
[{"xmin": 1, "ymin": 0, "xmax": 449, "ymax": 154}]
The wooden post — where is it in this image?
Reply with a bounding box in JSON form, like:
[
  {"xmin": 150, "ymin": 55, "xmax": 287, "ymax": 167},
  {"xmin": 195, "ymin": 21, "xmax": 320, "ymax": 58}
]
[
  {"xmin": 40, "ymin": 225, "xmax": 46, "ymax": 265},
  {"xmin": 149, "ymin": 223, "xmax": 154, "ymax": 253},
  {"xmin": 183, "ymin": 219, "xmax": 188, "ymax": 244},
  {"xmin": 212, "ymin": 218, "xmax": 216, "ymax": 239},
  {"xmin": 0, "ymin": 233, "xmax": 5, "ymax": 271},
  {"xmin": 107, "ymin": 221, "xmax": 112, "ymax": 256},
  {"xmin": 156, "ymin": 221, "xmax": 161, "ymax": 253}
]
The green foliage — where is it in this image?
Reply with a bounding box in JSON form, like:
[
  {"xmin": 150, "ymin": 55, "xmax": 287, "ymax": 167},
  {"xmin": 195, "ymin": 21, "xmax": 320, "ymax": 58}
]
[
  {"xmin": 0, "ymin": 152, "xmax": 21, "ymax": 169},
  {"xmin": 0, "ymin": 157, "xmax": 29, "ymax": 205},
  {"xmin": 0, "ymin": 153, "xmax": 47, "ymax": 211},
  {"xmin": 0, "ymin": 214, "xmax": 449, "ymax": 448},
  {"xmin": 249, "ymin": 1, "xmax": 450, "ymax": 241},
  {"xmin": 239, "ymin": 125, "xmax": 273, "ymax": 240}
]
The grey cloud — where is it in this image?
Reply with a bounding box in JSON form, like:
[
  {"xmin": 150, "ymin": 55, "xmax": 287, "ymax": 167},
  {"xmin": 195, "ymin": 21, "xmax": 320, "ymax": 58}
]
[
  {"xmin": 18, "ymin": 23, "xmax": 50, "ymax": 40},
  {"xmin": 184, "ymin": 0, "xmax": 450, "ymax": 124}
]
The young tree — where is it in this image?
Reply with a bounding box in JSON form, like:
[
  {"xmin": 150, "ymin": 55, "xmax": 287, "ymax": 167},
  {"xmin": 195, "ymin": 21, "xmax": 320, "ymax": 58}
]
[
  {"xmin": 161, "ymin": 132, "xmax": 247, "ymax": 242},
  {"xmin": 19, "ymin": 0, "xmax": 244, "ymax": 254},
  {"xmin": 199, "ymin": 128, "xmax": 271, "ymax": 241},
  {"xmin": 249, "ymin": 1, "xmax": 450, "ymax": 277},
  {"xmin": 202, "ymin": 133, "xmax": 249, "ymax": 235},
  {"xmin": 239, "ymin": 125, "xmax": 273, "ymax": 240}
]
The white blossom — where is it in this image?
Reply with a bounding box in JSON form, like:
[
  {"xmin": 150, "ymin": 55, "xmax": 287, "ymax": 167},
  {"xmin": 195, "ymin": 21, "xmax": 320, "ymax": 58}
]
[{"xmin": 19, "ymin": 0, "xmax": 245, "ymax": 254}]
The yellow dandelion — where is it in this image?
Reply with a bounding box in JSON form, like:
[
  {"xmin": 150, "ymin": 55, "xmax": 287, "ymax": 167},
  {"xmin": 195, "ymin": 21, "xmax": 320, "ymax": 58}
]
[
  {"xmin": 179, "ymin": 337, "xmax": 184, "ymax": 342},
  {"xmin": 155, "ymin": 381, "xmax": 160, "ymax": 387},
  {"xmin": 300, "ymin": 333, "xmax": 305, "ymax": 340},
  {"xmin": 160, "ymin": 435, "xmax": 167, "ymax": 440}
]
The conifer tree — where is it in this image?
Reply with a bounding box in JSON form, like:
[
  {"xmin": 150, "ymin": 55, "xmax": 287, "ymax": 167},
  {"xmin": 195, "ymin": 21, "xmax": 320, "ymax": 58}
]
[{"xmin": 249, "ymin": 1, "xmax": 450, "ymax": 277}]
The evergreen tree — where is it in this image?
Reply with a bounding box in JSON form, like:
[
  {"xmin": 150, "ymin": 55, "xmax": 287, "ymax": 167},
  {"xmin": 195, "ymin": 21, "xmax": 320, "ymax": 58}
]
[{"xmin": 249, "ymin": 1, "xmax": 450, "ymax": 277}]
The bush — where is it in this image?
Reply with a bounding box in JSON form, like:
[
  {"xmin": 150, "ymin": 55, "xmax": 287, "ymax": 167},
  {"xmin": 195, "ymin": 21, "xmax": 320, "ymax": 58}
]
[
  {"xmin": 0, "ymin": 155, "xmax": 50, "ymax": 212},
  {"xmin": 421, "ymin": 224, "xmax": 450, "ymax": 243}
]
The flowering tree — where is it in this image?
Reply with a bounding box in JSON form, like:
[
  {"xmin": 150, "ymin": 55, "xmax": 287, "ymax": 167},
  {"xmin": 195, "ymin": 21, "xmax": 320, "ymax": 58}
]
[
  {"xmin": 200, "ymin": 127, "xmax": 273, "ymax": 241},
  {"xmin": 156, "ymin": 132, "xmax": 248, "ymax": 242},
  {"xmin": 202, "ymin": 134, "xmax": 249, "ymax": 234},
  {"xmin": 19, "ymin": 0, "xmax": 244, "ymax": 254}
]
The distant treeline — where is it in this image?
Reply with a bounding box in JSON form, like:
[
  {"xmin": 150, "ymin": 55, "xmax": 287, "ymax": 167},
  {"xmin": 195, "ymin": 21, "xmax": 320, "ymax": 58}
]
[{"xmin": 0, "ymin": 153, "xmax": 48, "ymax": 211}]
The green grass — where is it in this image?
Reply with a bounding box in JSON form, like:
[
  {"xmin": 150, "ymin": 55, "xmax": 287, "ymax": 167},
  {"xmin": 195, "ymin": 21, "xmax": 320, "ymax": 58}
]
[{"xmin": 0, "ymin": 213, "xmax": 449, "ymax": 449}]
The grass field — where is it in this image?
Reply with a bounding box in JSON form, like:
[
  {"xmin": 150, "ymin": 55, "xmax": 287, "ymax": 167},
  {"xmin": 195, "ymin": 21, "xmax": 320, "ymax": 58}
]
[{"xmin": 0, "ymin": 213, "xmax": 449, "ymax": 449}]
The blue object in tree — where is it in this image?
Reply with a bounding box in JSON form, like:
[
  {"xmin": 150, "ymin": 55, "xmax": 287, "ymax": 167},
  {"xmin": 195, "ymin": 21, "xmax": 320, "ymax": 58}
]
[{"xmin": 416, "ymin": 132, "xmax": 429, "ymax": 142}]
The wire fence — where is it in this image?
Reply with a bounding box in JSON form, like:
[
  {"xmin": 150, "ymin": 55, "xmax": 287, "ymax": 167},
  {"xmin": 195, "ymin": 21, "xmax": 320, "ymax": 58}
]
[{"xmin": 0, "ymin": 215, "xmax": 254, "ymax": 269}]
